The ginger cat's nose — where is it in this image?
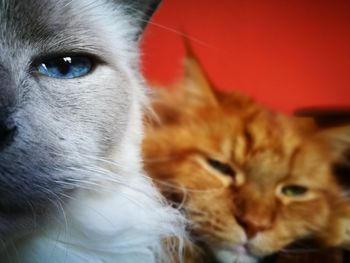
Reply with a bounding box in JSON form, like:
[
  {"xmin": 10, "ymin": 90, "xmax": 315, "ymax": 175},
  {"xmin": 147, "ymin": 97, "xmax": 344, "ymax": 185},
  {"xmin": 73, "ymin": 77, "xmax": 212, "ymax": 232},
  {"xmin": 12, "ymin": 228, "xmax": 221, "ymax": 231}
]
[{"xmin": 235, "ymin": 209, "xmax": 274, "ymax": 239}]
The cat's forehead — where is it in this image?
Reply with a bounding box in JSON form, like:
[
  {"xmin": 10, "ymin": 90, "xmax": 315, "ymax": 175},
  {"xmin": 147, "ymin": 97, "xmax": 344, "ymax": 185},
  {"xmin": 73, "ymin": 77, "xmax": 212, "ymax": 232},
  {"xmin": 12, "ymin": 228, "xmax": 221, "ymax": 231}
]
[
  {"xmin": 0, "ymin": 0, "xmax": 127, "ymax": 61},
  {"xmin": 0, "ymin": 0, "xmax": 75, "ymax": 44}
]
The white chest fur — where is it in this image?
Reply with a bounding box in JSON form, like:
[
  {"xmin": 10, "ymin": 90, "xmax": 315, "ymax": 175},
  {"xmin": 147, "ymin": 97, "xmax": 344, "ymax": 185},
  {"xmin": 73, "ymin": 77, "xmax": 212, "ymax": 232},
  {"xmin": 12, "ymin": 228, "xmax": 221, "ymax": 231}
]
[{"xmin": 5, "ymin": 178, "xmax": 174, "ymax": 263}]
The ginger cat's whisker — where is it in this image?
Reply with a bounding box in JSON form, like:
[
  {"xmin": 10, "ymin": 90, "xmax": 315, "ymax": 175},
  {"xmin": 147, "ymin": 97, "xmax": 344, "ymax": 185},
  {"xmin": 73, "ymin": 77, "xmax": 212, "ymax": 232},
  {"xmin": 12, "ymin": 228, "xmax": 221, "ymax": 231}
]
[
  {"xmin": 151, "ymin": 179, "xmax": 228, "ymax": 193},
  {"xmin": 279, "ymin": 248, "xmax": 323, "ymax": 253}
]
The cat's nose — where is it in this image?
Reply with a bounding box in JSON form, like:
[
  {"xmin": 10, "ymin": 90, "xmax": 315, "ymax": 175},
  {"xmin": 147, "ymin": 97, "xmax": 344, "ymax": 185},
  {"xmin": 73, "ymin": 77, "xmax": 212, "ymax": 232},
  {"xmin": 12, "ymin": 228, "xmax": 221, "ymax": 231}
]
[
  {"xmin": 0, "ymin": 116, "xmax": 16, "ymax": 150},
  {"xmin": 0, "ymin": 65, "xmax": 17, "ymax": 149},
  {"xmin": 235, "ymin": 211, "xmax": 274, "ymax": 239}
]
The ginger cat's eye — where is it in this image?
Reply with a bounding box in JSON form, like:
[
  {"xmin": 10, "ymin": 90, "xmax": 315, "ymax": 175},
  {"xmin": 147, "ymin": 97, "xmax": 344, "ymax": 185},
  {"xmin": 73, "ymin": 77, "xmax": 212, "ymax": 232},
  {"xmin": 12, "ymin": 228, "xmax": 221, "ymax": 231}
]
[
  {"xmin": 207, "ymin": 159, "xmax": 236, "ymax": 177},
  {"xmin": 281, "ymin": 185, "xmax": 308, "ymax": 197}
]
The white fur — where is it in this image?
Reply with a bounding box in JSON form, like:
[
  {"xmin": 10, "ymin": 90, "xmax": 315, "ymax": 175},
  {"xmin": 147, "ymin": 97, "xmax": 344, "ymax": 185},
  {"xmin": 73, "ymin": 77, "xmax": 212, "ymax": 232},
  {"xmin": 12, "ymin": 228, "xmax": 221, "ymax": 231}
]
[
  {"xmin": 8, "ymin": 175, "xmax": 183, "ymax": 263},
  {"xmin": 215, "ymin": 249, "xmax": 258, "ymax": 263},
  {"xmin": 2, "ymin": 1, "xmax": 186, "ymax": 262}
]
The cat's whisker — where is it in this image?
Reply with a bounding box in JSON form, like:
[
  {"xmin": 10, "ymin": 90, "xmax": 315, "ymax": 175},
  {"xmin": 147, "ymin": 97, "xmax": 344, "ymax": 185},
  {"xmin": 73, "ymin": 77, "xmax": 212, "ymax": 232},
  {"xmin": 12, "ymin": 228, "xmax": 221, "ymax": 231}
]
[
  {"xmin": 279, "ymin": 247, "xmax": 323, "ymax": 254},
  {"xmin": 69, "ymin": 1, "xmax": 111, "ymax": 19},
  {"xmin": 78, "ymin": 153, "xmax": 125, "ymax": 168},
  {"xmin": 61, "ymin": 0, "xmax": 73, "ymax": 9},
  {"xmin": 123, "ymin": 5, "xmax": 213, "ymax": 49},
  {"xmin": 26, "ymin": 200, "xmax": 38, "ymax": 232},
  {"xmin": 153, "ymin": 179, "xmax": 228, "ymax": 193},
  {"xmin": 52, "ymin": 179, "xmax": 98, "ymax": 193},
  {"xmin": 46, "ymin": 190, "xmax": 69, "ymax": 239},
  {"xmin": 0, "ymin": 238, "xmax": 10, "ymax": 261},
  {"xmin": 143, "ymin": 156, "xmax": 185, "ymax": 163},
  {"xmin": 58, "ymin": 191, "xmax": 128, "ymax": 233},
  {"xmin": 184, "ymin": 209, "xmax": 210, "ymax": 217},
  {"xmin": 67, "ymin": 155, "xmax": 228, "ymax": 195},
  {"xmin": 55, "ymin": 178, "xmax": 131, "ymax": 198},
  {"xmin": 78, "ymin": 154, "xmax": 147, "ymax": 178},
  {"xmin": 62, "ymin": 165, "xmax": 125, "ymax": 184},
  {"xmin": 56, "ymin": 189, "xmax": 183, "ymax": 238},
  {"xmin": 278, "ymin": 238, "xmax": 327, "ymax": 254},
  {"xmin": 26, "ymin": 181, "xmax": 71, "ymax": 241},
  {"xmin": 52, "ymin": 165, "xmax": 174, "ymax": 217},
  {"xmin": 78, "ymin": 153, "xmax": 189, "ymax": 192},
  {"xmin": 8, "ymin": 241, "xmax": 20, "ymax": 263}
]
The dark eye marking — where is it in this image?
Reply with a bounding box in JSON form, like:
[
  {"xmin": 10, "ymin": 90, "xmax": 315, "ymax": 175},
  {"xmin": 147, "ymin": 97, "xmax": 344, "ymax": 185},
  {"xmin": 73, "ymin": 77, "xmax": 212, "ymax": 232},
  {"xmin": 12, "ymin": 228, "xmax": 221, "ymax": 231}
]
[
  {"xmin": 281, "ymin": 185, "xmax": 308, "ymax": 197},
  {"xmin": 206, "ymin": 159, "xmax": 236, "ymax": 177}
]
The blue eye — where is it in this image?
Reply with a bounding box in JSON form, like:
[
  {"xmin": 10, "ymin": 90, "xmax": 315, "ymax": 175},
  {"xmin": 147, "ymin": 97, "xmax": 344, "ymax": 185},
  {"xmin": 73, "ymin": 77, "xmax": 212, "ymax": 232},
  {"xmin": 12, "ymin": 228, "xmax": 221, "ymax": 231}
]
[{"xmin": 37, "ymin": 56, "xmax": 92, "ymax": 79}]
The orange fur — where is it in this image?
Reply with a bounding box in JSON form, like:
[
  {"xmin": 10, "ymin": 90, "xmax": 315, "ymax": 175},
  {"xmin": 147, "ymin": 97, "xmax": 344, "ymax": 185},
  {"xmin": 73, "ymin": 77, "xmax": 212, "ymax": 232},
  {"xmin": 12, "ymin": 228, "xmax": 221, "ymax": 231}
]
[{"xmin": 143, "ymin": 57, "xmax": 350, "ymax": 262}]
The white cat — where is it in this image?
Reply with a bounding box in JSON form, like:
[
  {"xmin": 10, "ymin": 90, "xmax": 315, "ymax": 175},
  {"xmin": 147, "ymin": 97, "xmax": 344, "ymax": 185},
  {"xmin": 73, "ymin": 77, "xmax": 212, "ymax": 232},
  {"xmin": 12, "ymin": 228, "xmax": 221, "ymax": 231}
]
[{"xmin": 0, "ymin": 0, "xmax": 185, "ymax": 262}]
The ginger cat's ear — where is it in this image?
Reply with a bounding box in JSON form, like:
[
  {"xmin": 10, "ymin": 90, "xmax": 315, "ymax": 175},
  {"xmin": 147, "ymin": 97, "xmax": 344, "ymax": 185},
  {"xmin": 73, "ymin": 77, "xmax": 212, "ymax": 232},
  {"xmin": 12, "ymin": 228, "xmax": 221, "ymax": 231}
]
[
  {"xmin": 318, "ymin": 124, "xmax": 350, "ymax": 160},
  {"xmin": 317, "ymin": 125, "xmax": 350, "ymax": 248},
  {"xmin": 175, "ymin": 57, "xmax": 219, "ymax": 108},
  {"xmin": 317, "ymin": 125, "xmax": 350, "ymax": 189},
  {"xmin": 147, "ymin": 56, "xmax": 219, "ymax": 126}
]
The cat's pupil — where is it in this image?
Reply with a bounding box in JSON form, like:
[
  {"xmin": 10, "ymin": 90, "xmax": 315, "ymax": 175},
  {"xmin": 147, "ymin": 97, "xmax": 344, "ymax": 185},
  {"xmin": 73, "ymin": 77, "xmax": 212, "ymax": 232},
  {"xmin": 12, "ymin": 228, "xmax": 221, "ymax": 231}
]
[
  {"xmin": 207, "ymin": 159, "xmax": 235, "ymax": 177},
  {"xmin": 281, "ymin": 185, "xmax": 308, "ymax": 197},
  {"xmin": 56, "ymin": 58, "xmax": 71, "ymax": 75}
]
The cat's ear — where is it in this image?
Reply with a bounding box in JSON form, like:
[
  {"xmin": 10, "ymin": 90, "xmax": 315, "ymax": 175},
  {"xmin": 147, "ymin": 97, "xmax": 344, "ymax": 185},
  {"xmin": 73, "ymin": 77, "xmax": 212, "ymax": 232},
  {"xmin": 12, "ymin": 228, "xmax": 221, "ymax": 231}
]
[
  {"xmin": 176, "ymin": 56, "xmax": 219, "ymax": 108},
  {"xmin": 314, "ymin": 125, "xmax": 350, "ymax": 249},
  {"xmin": 146, "ymin": 89, "xmax": 184, "ymax": 127},
  {"xmin": 117, "ymin": 0, "xmax": 162, "ymax": 38},
  {"xmin": 319, "ymin": 125, "xmax": 350, "ymax": 158},
  {"xmin": 317, "ymin": 125, "xmax": 350, "ymax": 186},
  {"xmin": 147, "ymin": 56, "xmax": 220, "ymax": 126},
  {"xmin": 319, "ymin": 125, "xmax": 350, "ymax": 249}
]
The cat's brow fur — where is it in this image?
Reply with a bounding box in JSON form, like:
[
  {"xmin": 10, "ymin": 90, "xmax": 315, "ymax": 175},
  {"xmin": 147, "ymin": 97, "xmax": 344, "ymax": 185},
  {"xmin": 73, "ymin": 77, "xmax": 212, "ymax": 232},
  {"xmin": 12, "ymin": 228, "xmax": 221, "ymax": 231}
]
[
  {"xmin": 0, "ymin": 0, "xmax": 185, "ymax": 262},
  {"xmin": 143, "ymin": 55, "xmax": 350, "ymax": 262}
]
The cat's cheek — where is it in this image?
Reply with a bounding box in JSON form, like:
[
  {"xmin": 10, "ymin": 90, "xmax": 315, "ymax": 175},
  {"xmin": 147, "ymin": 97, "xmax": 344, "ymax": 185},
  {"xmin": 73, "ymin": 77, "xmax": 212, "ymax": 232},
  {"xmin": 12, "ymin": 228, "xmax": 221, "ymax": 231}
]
[
  {"xmin": 323, "ymin": 215, "xmax": 350, "ymax": 248},
  {"xmin": 339, "ymin": 218, "xmax": 350, "ymax": 248},
  {"xmin": 248, "ymin": 230, "xmax": 292, "ymax": 257}
]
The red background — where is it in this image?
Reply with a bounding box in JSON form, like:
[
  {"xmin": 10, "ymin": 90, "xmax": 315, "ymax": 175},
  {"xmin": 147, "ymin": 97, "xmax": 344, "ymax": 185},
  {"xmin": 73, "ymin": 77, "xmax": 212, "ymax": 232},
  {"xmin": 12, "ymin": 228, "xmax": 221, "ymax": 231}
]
[{"xmin": 140, "ymin": 0, "xmax": 350, "ymax": 114}]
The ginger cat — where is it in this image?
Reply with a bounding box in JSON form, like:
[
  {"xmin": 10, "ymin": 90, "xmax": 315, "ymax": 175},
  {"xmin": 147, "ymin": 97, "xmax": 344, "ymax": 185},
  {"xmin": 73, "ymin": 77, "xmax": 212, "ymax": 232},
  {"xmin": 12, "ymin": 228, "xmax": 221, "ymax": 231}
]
[{"xmin": 143, "ymin": 56, "xmax": 350, "ymax": 262}]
